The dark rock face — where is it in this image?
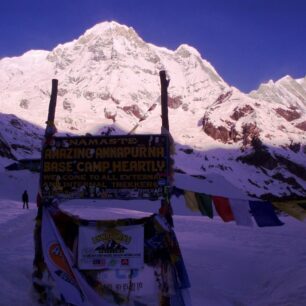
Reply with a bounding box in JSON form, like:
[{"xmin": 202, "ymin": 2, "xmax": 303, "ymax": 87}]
[
  {"xmin": 10, "ymin": 118, "xmax": 23, "ymax": 129},
  {"xmin": 19, "ymin": 99, "xmax": 30, "ymax": 109},
  {"xmin": 237, "ymin": 148, "xmax": 278, "ymax": 170},
  {"xmin": 272, "ymin": 172, "xmax": 305, "ymax": 192},
  {"xmin": 242, "ymin": 123, "xmax": 260, "ymax": 147},
  {"xmin": 275, "ymin": 107, "xmax": 301, "ymax": 121},
  {"xmin": 202, "ymin": 118, "xmax": 260, "ymax": 146},
  {"xmin": 296, "ymin": 121, "xmax": 306, "ymax": 131},
  {"xmin": 230, "ymin": 105, "xmax": 254, "ymax": 121},
  {"xmin": 11, "ymin": 144, "xmax": 33, "ymax": 154},
  {"xmin": 288, "ymin": 142, "xmax": 301, "ymax": 153},
  {"xmin": 122, "ymin": 104, "xmax": 144, "ymax": 119},
  {"xmin": 203, "ymin": 120, "xmax": 238, "ymax": 143},
  {"xmin": 179, "ymin": 148, "xmax": 194, "ymax": 154},
  {"xmin": 168, "ymin": 96, "xmax": 183, "ymax": 109},
  {"xmin": 0, "ymin": 136, "xmax": 16, "ymax": 159},
  {"xmin": 275, "ymin": 154, "xmax": 306, "ymax": 181},
  {"xmin": 104, "ymin": 108, "xmax": 117, "ymax": 122},
  {"xmin": 111, "ymin": 96, "xmax": 120, "ymax": 105},
  {"xmin": 238, "ymin": 141, "xmax": 306, "ymax": 191},
  {"xmin": 63, "ymin": 99, "xmax": 74, "ymax": 112},
  {"xmin": 214, "ymin": 91, "xmax": 232, "ymax": 105}
]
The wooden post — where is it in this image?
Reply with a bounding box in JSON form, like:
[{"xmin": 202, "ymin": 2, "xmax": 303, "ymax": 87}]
[
  {"xmin": 159, "ymin": 71, "xmax": 173, "ymax": 233},
  {"xmin": 45, "ymin": 79, "xmax": 58, "ymax": 135},
  {"xmin": 41, "ymin": 79, "xmax": 59, "ymax": 195},
  {"xmin": 33, "ymin": 79, "xmax": 59, "ymax": 297},
  {"xmin": 159, "ymin": 71, "xmax": 170, "ymax": 131}
]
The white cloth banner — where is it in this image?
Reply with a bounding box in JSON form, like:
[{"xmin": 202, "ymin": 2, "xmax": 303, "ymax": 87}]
[
  {"xmin": 41, "ymin": 208, "xmax": 87, "ymax": 305},
  {"xmin": 97, "ymin": 265, "xmax": 157, "ymax": 298},
  {"xmin": 229, "ymin": 199, "xmax": 253, "ymax": 227},
  {"xmin": 42, "ymin": 208, "xmax": 145, "ymax": 306},
  {"xmin": 78, "ymin": 224, "xmax": 144, "ymax": 270}
]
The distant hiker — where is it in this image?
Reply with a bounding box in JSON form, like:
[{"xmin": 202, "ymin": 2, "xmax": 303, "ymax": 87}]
[{"xmin": 22, "ymin": 190, "xmax": 29, "ymax": 209}]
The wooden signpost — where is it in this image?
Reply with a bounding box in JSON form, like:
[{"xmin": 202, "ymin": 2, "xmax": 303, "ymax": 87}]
[{"xmin": 33, "ymin": 71, "xmax": 190, "ymax": 306}]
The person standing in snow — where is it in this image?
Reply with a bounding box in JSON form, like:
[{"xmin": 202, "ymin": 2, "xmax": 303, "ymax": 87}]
[{"xmin": 22, "ymin": 190, "xmax": 29, "ymax": 209}]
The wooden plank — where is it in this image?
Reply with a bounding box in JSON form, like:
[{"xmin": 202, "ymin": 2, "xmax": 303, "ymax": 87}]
[
  {"xmin": 159, "ymin": 70, "xmax": 170, "ymax": 131},
  {"xmin": 46, "ymin": 79, "xmax": 58, "ymax": 125}
]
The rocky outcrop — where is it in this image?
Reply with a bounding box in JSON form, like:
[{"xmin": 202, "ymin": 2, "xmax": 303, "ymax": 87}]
[
  {"xmin": 0, "ymin": 134, "xmax": 16, "ymax": 159},
  {"xmin": 202, "ymin": 119, "xmax": 260, "ymax": 146},
  {"xmin": 168, "ymin": 96, "xmax": 183, "ymax": 109},
  {"xmin": 83, "ymin": 91, "xmax": 96, "ymax": 101},
  {"xmin": 230, "ymin": 105, "xmax": 254, "ymax": 121},
  {"xmin": 203, "ymin": 119, "xmax": 238, "ymax": 143},
  {"xmin": 237, "ymin": 147, "xmax": 278, "ymax": 170},
  {"xmin": 274, "ymin": 107, "xmax": 301, "ymax": 122},
  {"xmin": 296, "ymin": 121, "xmax": 306, "ymax": 131},
  {"xmin": 214, "ymin": 91, "xmax": 232, "ymax": 105},
  {"xmin": 288, "ymin": 142, "xmax": 301, "ymax": 153},
  {"xmin": 275, "ymin": 154, "xmax": 306, "ymax": 181},
  {"xmin": 19, "ymin": 99, "xmax": 30, "ymax": 109},
  {"xmin": 63, "ymin": 99, "xmax": 75, "ymax": 112},
  {"xmin": 9, "ymin": 118, "xmax": 25, "ymax": 130},
  {"xmin": 238, "ymin": 143, "xmax": 306, "ymax": 182},
  {"xmin": 242, "ymin": 123, "xmax": 260, "ymax": 147},
  {"xmin": 122, "ymin": 104, "xmax": 144, "ymax": 120},
  {"xmin": 104, "ymin": 107, "xmax": 117, "ymax": 122}
]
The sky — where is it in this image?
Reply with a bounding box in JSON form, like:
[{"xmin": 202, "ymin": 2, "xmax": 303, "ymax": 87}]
[{"xmin": 0, "ymin": 0, "xmax": 305, "ymax": 92}]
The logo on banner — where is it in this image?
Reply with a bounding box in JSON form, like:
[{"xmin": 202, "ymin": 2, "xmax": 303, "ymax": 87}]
[
  {"xmin": 92, "ymin": 228, "xmax": 131, "ymax": 254},
  {"xmin": 78, "ymin": 225, "xmax": 144, "ymax": 270},
  {"xmin": 48, "ymin": 242, "xmax": 84, "ymax": 300},
  {"xmin": 48, "ymin": 242, "xmax": 83, "ymax": 297},
  {"xmin": 49, "ymin": 242, "xmax": 71, "ymax": 273}
]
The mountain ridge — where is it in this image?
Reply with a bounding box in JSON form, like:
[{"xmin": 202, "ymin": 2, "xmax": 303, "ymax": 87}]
[{"xmin": 0, "ymin": 21, "xmax": 305, "ymax": 199}]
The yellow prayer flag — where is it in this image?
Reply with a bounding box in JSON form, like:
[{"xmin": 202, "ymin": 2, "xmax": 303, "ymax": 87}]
[
  {"xmin": 184, "ymin": 191, "xmax": 200, "ymax": 212},
  {"xmin": 272, "ymin": 200, "xmax": 306, "ymax": 221}
]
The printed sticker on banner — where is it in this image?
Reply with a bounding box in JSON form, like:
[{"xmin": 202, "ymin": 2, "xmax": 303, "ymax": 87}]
[{"xmin": 78, "ymin": 224, "xmax": 144, "ymax": 270}]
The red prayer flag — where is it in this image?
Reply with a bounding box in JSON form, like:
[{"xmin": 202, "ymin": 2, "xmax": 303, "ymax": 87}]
[{"xmin": 212, "ymin": 196, "xmax": 234, "ymax": 222}]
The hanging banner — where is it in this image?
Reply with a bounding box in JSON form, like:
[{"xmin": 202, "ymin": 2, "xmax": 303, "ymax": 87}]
[
  {"xmin": 78, "ymin": 225, "xmax": 144, "ymax": 270},
  {"xmin": 40, "ymin": 135, "xmax": 169, "ymax": 200},
  {"xmin": 41, "ymin": 209, "xmax": 86, "ymax": 305}
]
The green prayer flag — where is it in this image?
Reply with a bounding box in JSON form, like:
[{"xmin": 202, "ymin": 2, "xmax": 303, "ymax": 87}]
[{"xmin": 195, "ymin": 193, "xmax": 214, "ymax": 218}]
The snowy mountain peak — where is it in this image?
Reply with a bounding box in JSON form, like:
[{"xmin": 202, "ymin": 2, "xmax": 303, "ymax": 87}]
[
  {"xmin": 84, "ymin": 20, "xmax": 131, "ymax": 34},
  {"xmin": 175, "ymin": 44, "xmax": 201, "ymax": 57},
  {"xmin": 249, "ymin": 74, "xmax": 306, "ymax": 109},
  {"xmin": 296, "ymin": 76, "xmax": 306, "ymax": 86},
  {"xmin": 0, "ymin": 20, "xmax": 305, "ymax": 199},
  {"xmin": 78, "ymin": 20, "xmax": 145, "ymax": 51}
]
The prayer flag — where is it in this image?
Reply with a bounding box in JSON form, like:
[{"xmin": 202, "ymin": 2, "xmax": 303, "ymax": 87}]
[
  {"xmin": 212, "ymin": 196, "xmax": 234, "ymax": 222},
  {"xmin": 229, "ymin": 199, "xmax": 253, "ymax": 226},
  {"xmin": 184, "ymin": 191, "xmax": 200, "ymax": 212},
  {"xmin": 195, "ymin": 193, "xmax": 213, "ymax": 218},
  {"xmin": 249, "ymin": 201, "xmax": 284, "ymax": 227},
  {"xmin": 272, "ymin": 200, "xmax": 306, "ymax": 221}
]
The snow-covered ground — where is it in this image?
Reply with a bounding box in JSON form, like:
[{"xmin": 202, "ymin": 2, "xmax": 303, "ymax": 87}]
[{"xmin": 1, "ymin": 169, "xmax": 306, "ymax": 306}]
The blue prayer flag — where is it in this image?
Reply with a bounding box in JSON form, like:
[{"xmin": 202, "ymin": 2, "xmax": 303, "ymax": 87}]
[{"xmin": 249, "ymin": 201, "xmax": 284, "ymax": 227}]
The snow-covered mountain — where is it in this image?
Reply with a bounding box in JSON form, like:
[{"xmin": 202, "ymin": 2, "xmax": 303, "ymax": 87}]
[{"xmin": 0, "ymin": 21, "xmax": 305, "ymax": 199}]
